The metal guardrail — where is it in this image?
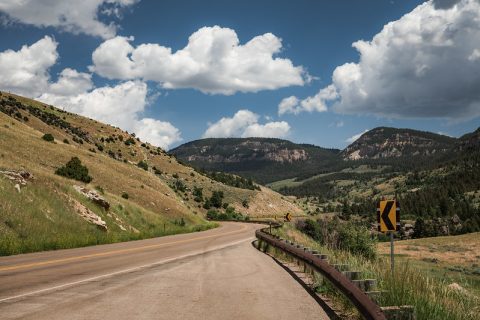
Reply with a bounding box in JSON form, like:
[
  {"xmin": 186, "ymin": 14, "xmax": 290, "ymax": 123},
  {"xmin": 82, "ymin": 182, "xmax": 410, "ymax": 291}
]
[{"xmin": 255, "ymin": 226, "xmax": 387, "ymax": 320}]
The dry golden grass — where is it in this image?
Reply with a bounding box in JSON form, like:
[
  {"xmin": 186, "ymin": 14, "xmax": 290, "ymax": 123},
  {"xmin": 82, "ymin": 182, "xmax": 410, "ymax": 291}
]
[{"xmin": 378, "ymin": 232, "xmax": 480, "ymax": 266}]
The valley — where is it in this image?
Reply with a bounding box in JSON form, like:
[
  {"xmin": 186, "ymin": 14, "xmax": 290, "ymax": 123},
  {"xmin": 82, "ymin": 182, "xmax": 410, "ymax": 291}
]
[{"xmin": 0, "ymin": 92, "xmax": 301, "ymax": 255}]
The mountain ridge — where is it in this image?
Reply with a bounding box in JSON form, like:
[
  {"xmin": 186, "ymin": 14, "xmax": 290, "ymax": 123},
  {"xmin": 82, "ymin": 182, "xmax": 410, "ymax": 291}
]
[
  {"xmin": 171, "ymin": 126, "xmax": 479, "ymax": 186},
  {"xmin": 171, "ymin": 137, "xmax": 341, "ymax": 184}
]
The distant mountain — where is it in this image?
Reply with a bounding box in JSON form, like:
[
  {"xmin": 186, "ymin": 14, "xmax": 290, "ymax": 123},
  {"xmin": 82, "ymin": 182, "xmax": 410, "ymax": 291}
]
[
  {"xmin": 341, "ymin": 127, "xmax": 456, "ymax": 161},
  {"xmin": 170, "ymin": 138, "xmax": 341, "ymax": 184},
  {"xmin": 171, "ymin": 127, "xmax": 479, "ymax": 191},
  {"xmin": 458, "ymin": 127, "xmax": 480, "ymax": 152}
]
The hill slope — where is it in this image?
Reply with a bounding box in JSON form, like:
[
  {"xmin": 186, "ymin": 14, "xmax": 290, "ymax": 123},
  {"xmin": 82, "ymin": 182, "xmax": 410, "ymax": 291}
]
[
  {"xmin": 170, "ymin": 138, "xmax": 341, "ymax": 184},
  {"xmin": 341, "ymin": 127, "xmax": 456, "ymax": 161},
  {"xmin": 0, "ymin": 92, "xmax": 301, "ymax": 255}
]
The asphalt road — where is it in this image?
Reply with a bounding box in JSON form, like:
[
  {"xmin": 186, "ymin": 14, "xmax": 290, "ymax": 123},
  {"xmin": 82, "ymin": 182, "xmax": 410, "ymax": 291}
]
[{"xmin": 0, "ymin": 222, "xmax": 329, "ymax": 319}]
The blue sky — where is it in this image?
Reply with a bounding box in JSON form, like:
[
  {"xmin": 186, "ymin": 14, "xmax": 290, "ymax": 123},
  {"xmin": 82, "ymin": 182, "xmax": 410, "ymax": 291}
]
[{"xmin": 0, "ymin": 0, "xmax": 479, "ymax": 150}]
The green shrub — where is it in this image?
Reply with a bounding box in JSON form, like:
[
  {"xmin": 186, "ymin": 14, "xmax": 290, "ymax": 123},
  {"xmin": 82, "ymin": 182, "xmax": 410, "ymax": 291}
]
[
  {"xmin": 55, "ymin": 157, "xmax": 92, "ymax": 183},
  {"xmin": 178, "ymin": 218, "xmax": 186, "ymax": 226},
  {"xmin": 206, "ymin": 210, "xmax": 218, "ymax": 220},
  {"xmin": 193, "ymin": 186, "xmax": 203, "ymax": 202},
  {"xmin": 210, "ymin": 191, "xmax": 224, "ymax": 208},
  {"xmin": 124, "ymin": 137, "xmax": 136, "ymax": 146},
  {"xmin": 299, "ymin": 218, "xmax": 376, "ymax": 260},
  {"xmin": 203, "ymin": 199, "xmax": 212, "ymax": 209},
  {"xmin": 42, "ymin": 133, "xmax": 54, "ymax": 142},
  {"xmin": 121, "ymin": 192, "xmax": 129, "ymax": 199},
  {"xmin": 63, "ymin": 138, "xmax": 69, "ymax": 144},
  {"xmin": 137, "ymin": 160, "xmax": 148, "ymax": 171},
  {"xmin": 174, "ymin": 179, "xmax": 186, "ymax": 192}
]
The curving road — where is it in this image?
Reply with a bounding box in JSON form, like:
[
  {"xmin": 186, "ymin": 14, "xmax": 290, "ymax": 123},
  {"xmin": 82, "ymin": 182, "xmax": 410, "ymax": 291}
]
[{"xmin": 0, "ymin": 222, "xmax": 329, "ymax": 319}]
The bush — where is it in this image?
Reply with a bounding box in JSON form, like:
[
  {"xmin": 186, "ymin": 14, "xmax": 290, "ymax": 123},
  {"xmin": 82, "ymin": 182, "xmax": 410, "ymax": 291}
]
[
  {"xmin": 55, "ymin": 157, "xmax": 92, "ymax": 183},
  {"xmin": 206, "ymin": 210, "xmax": 218, "ymax": 220},
  {"xmin": 63, "ymin": 138, "xmax": 69, "ymax": 144},
  {"xmin": 179, "ymin": 217, "xmax": 186, "ymax": 226},
  {"xmin": 205, "ymin": 207, "xmax": 243, "ymax": 221},
  {"xmin": 42, "ymin": 133, "xmax": 54, "ymax": 142},
  {"xmin": 124, "ymin": 137, "xmax": 136, "ymax": 146},
  {"xmin": 121, "ymin": 192, "xmax": 129, "ymax": 199},
  {"xmin": 210, "ymin": 191, "xmax": 224, "ymax": 208},
  {"xmin": 298, "ymin": 218, "xmax": 376, "ymax": 260},
  {"xmin": 203, "ymin": 199, "xmax": 212, "ymax": 209},
  {"xmin": 137, "ymin": 161, "xmax": 148, "ymax": 171},
  {"xmin": 193, "ymin": 187, "xmax": 203, "ymax": 202},
  {"xmin": 174, "ymin": 179, "xmax": 186, "ymax": 192}
]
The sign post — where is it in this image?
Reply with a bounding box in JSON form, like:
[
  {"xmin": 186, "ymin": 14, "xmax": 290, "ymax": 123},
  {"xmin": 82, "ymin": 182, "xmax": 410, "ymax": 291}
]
[
  {"xmin": 390, "ymin": 232, "xmax": 394, "ymax": 274},
  {"xmin": 377, "ymin": 199, "xmax": 400, "ymax": 275}
]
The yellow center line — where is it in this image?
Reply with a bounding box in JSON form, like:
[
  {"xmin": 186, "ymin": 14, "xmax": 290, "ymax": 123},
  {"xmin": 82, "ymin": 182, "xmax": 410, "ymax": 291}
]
[{"xmin": 0, "ymin": 224, "xmax": 249, "ymax": 272}]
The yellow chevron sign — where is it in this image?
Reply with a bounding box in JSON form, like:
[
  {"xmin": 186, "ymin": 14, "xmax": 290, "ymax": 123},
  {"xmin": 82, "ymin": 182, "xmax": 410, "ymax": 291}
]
[
  {"xmin": 377, "ymin": 200, "xmax": 400, "ymax": 232},
  {"xmin": 285, "ymin": 212, "xmax": 292, "ymax": 222}
]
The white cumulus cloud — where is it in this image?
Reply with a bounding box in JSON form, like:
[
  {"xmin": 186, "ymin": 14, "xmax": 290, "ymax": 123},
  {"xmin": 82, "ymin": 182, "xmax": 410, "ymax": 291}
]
[
  {"xmin": 39, "ymin": 80, "xmax": 182, "ymax": 150},
  {"xmin": 330, "ymin": 0, "xmax": 480, "ymax": 120},
  {"xmin": 89, "ymin": 26, "xmax": 308, "ymax": 94},
  {"xmin": 0, "ymin": 36, "xmax": 181, "ymax": 150},
  {"xmin": 0, "ymin": 36, "xmax": 58, "ymax": 97},
  {"xmin": 278, "ymin": 85, "xmax": 337, "ymax": 115},
  {"xmin": 286, "ymin": 0, "xmax": 480, "ymax": 120},
  {"xmin": 345, "ymin": 129, "xmax": 369, "ymax": 144},
  {"xmin": 203, "ymin": 110, "xmax": 291, "ymax": 139},
  {"xmin": 0, "ymin": 0, "xmax": 138, "ymax": 39},
  {"xmin": 133, "ymin": 118, "xmax": 182, "ymax": 150},
  {"xmin": 39, "ymin": 80, "xmax": 147, "ymax": 130}
]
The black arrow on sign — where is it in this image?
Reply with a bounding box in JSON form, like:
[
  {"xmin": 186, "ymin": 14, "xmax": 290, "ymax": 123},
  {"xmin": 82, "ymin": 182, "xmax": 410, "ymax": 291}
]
[{"xmin": 381, "ymin": 200, "xmax": 395, "ymax": 230}]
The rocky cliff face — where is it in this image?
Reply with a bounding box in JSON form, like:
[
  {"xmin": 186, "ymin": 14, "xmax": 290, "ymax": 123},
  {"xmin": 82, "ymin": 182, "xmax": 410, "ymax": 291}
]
[
  {"xmin": 170, "ymin": 138, "xmax": 340, "ymax": 184},
  {"xmin": 181, "ymin": 139, "xmax": 309, "ymax": 164},
  {"xmin": 341, "ymin": 127, "xmax": 456, "ymax": 160}
]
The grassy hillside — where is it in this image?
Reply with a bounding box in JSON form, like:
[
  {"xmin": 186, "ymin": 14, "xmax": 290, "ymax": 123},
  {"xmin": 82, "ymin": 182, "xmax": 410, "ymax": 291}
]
[{"xmin": 0, "ymin": 92, "xmax": 302, "ymax": 255}]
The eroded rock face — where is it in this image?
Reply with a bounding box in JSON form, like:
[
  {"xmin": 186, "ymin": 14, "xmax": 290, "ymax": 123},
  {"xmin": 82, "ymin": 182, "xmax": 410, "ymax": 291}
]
[
  {"xmin": 1, "ymin": 170, "xmax": 34, "ymax": 186},
  {"xmin": 73, "ymin": 185, "xmax": 110, "ymax": 210},
  {"xmin": 70, "ymin": 197, "xmax": 107, "ymax": 231},
  {"xmin": 176, "ymin": 139, "xmax": 314, "ymax": 164}
]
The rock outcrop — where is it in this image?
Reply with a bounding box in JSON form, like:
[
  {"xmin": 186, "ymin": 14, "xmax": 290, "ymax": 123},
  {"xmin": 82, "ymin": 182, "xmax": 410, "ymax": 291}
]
[
  {"xmin": 0, "ymin": 170, "xmax": 34, "ymax": 186},
  {"xmin": 70, "ymin": 197, "xmax": 107, "ymax": 231},
  {"xmin": 73, "ymin": 185, "xmax": 110, "ymax": 210}
]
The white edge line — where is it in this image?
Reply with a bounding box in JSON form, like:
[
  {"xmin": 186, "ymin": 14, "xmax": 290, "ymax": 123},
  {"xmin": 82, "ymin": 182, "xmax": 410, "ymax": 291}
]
[{"xmin": 0, "ymin": 237, "xmax": 254, "ymax": 304}]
